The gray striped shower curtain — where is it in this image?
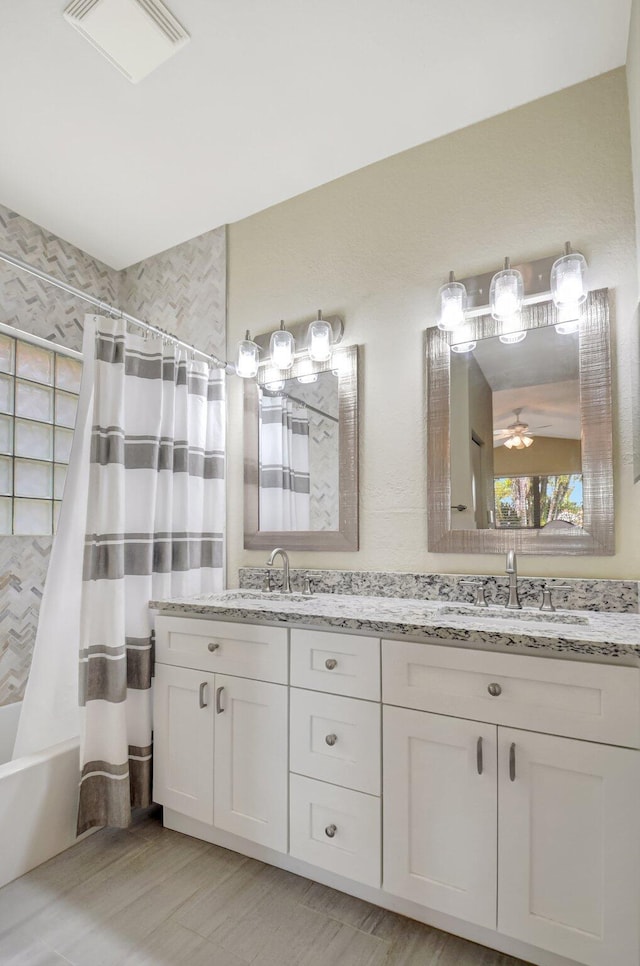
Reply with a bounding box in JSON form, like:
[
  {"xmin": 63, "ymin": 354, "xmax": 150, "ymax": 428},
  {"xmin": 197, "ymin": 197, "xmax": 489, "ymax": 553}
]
[
  {"xmin": 258, "ymin": 392, "xmax": 310, "ymax": 531},
  {"xmin": 77, "ymin": 319, "xmax": 225, "ymax": 833}
]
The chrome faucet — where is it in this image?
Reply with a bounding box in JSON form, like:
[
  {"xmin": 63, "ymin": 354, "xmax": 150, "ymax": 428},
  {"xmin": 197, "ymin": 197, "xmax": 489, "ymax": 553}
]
[
  {"xmin": 505, "ymin": 549, "xmax": 522, "ymax": 610},
  {"xmin": 267, "ymin": 547, "xmax": 292, "ymax": 594}
]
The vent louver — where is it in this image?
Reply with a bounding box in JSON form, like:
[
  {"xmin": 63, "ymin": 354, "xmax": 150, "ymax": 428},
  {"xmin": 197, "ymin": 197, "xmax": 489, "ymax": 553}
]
[{"xmin": 63, "ymin": 0, "xmax": 190, "ymax": 83}]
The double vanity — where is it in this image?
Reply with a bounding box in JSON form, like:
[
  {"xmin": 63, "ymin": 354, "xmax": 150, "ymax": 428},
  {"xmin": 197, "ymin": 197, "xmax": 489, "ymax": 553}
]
[{"xmin": 151, "ymin": 569, "xmax": 640, "ymax": 966}]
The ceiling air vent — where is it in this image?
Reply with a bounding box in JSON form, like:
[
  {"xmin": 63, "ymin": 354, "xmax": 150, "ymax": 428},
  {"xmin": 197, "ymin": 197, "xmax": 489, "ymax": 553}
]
[{"xmin": 63, "ymin": 0, "xmax": 190, "ymax": 83}]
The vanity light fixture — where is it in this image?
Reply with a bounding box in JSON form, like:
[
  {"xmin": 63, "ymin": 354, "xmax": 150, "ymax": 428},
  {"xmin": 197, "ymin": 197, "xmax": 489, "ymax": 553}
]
[
  {"xmin": 552, "ymin": 242, "xmax": 588, "ymax": 335},
  {"xmin": 270, "ymin": 320, "xmax": 295, "ymax": 370},
  {"xmin": 490, "ymin": 257, "xmax": 524, "ymax": 324},
  {"xmin": 235, "ymin": 330, "xmax": 260, "ymax": 379},
  {"xmin": 437, "ymin": 271, "xmax": 467, "ymax": 332},
  {"xmin": 307, "ymin": 310, "xmax": 333, "ymax": 363}
]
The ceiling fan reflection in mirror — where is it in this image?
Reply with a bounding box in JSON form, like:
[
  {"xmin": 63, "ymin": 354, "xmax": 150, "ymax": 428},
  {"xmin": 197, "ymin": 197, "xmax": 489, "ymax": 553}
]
[{"xmin": 494, "ymin": 408, "xmax": 551, "ymax": 449}]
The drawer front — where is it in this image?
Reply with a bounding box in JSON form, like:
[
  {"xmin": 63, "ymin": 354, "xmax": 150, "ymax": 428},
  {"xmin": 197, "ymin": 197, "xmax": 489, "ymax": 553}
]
[
  {"xmin": 290, "ymin": 629, "xmax": 380, "ymax": 700},
  {"xmin": 155, "ymin": 616, "xmax": 288, "ymax": 683},
  {"xmin": 383, "ymin": 640, "xmax": 640, "ymax": 747},
  {"xmin": 289, "ymin": 774, "xmax": 381, "ymax": 887},
  {"xmin": 290, "ymin": 688, "xmax": 380, "ymax": 795}
]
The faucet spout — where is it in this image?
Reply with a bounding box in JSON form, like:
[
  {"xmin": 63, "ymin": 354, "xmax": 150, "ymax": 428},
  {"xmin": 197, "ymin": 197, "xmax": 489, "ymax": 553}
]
[
  {"xmin": 505, "ymin": 549, "xmax": 521, "ymax": 610},
  {"xmin": 267, "ymin": 547, "xmax": 292, "ymax": 594}
]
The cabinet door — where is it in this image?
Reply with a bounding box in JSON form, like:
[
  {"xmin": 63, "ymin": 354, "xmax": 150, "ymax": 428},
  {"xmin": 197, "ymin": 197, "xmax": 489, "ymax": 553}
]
[
  {"xmin": 498, "ymin": 728, "xmax": 640, "ymax": 966},
  {"xmin": 153, "ymin": 663, "xmax": 215, "ymax": 824},
  {"xmin": 214, "ymin": 675, "xmax": 288, "ymax": 852},
  {"xmin": 383, "ymin": 706, "xmax": 497, "ymax": 928}
]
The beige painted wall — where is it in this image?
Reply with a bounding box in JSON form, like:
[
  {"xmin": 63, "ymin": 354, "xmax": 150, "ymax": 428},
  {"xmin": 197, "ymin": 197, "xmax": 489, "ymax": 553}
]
[
  {"xmin": 628, "ymin": 0, "xmax": 640, "ymax": 284},
  {"xmin": 494, "ymin": 437, "xmax": 582, "ymax": 477},
  {"xmin": 227, "ymin": 69, "xmax": 639, "ymax": 580}
]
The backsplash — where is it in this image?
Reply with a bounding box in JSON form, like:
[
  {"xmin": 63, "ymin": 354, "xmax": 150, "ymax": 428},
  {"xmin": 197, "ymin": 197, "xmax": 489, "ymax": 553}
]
[{"xmin": 239, "ymin": 567, "xmax": 639, "ymax": 614}]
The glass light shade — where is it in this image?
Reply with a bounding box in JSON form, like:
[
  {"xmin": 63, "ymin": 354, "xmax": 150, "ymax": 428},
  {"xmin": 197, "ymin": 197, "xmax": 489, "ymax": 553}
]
[
  {"xmin": 235, "ymin": 336, "xmax": 259, "ymax": 378},
  {"xmin": 270, "ymin": 329, "xmax": 295, "ymax": 370},
  {"xmin": 551, "ymin": 252, "xmax": 588, "ymax": 308},
  {"xmin": 522, "ymin": 435, "xmax": 534, "ymax": 447},
  {"xmin": 499, "ymin": 329, "xmax": 527, "ymax": 345},
  {"xmin": 490, "ymin": 267, "xmax": 524, "ymax": 322},
  {"xmin": 555, "ymin": 301, "xmax": 582, "ymax": 335},
  {"xmin": 437, "ymin": 280, "xmax": 467, "ymax": 331},
  {"xmin": 450, "ymin": 340, "xmax": 477, "ymax": 354},
  {"xmin": 308, "ymin": 320, "xmax": 332, "ymax": 362}
]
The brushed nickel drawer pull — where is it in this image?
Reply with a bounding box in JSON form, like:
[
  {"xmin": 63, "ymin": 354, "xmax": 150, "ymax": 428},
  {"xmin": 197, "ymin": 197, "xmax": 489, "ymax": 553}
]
[
  {"xmin": 476, "ymin": 736, "xmax": 483, "ymax": 775},
  {"xmin": 509, "ymin": 742, "xmax": 516, "ymax": 781},
  {"xmin": 325, "ymin": 733, "xmax": 338, "ymax": 746},
  {"xmin": 199, "ymin": 682, "xmax": 208, "ymax": 709},
  {"xmin": 325, "ymin": 824, "xmax": 337, "ymax": 838},
  {"xmin": 487, "ymin": 682, "xmax": 502, "ymax": 697},
  {"xmin": 216, "ymin": 686, "xmax": 225, "ymax": 714},
  {"xmin": 325, "ymin": 658, "xmax": 338, "ymax": 670},
  {"xmin": 208, "ymin": 641, "xmax": 220, "ymax": 652}
]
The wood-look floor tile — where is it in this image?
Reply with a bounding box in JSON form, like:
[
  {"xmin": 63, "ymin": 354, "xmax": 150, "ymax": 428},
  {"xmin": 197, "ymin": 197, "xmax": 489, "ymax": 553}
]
[
  {"xmin": 120, "ymin": 920, "xmax": 250, "ymax": 966},
  {"xmin": 370, "ymin": 909, "xmax": 449, "ymax": 964},
  {"xmin": 437, "ymin": 934, "xmax": 532, "ymax": 966},
  {"xmin": 300, "ymin": 881, "xmax": 388, "ymax": 933},
  {"xmin": 54, "ymin": 846, "xmax": 246, "ymax": 966},
  {"xmin": 176, "ymin": 859, "xmax": 314, "ymax": 939},
  {"xmin": 19, "ymin": 827, "xmax": 212, "ymax": 954},
  {"xmin": 0, "ymin": 921, "xmax": 73, "ymax": 966},
  {"xmin": 297, "ymin": 920, "xmax": 391, "ymax": 966},
  {"xmin": 210, "ymin": 900, "xmax": 341, "ymax": 965}
]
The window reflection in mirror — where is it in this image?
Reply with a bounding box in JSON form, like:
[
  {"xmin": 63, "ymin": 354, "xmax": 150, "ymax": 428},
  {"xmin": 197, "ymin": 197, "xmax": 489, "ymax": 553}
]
[
  {"xmin": 449, "ymin": 326, "xmax": 582, "ymax": 531},
  {"xmin": 258, "ymin": 369, "xmax": 339, "ymax": 532}
]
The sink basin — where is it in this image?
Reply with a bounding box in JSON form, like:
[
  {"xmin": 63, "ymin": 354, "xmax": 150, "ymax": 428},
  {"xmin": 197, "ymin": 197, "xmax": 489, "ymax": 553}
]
[
  {"xmin": 440, "ymin": 605, "xmax": 589, "ymax": 626},
  {"xmin": 220, "ymin": 590, "xmax": 313, "ymax": 604}
]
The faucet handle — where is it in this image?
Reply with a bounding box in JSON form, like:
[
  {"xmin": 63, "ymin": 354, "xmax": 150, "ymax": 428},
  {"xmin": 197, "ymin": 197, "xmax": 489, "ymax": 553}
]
[
  {"xmin": 263, "ymin": 569, "xmax": 274, "ymax": 593},
  {"xmin": 460, "ymin": 579, "xmax": 488, "ymax": 607},
  {"xmin": 539, "ymin": 584, "xmax": 572, "ymax": 613},
  {"xmin": 302, "ymin": 576, "xmax": 313, "ymax": 597}
]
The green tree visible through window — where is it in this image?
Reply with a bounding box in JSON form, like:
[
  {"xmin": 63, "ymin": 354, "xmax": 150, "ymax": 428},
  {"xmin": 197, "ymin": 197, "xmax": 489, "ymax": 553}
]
[{"xmin": 494, "ymin": 475, "xmax": 583, "ymax": 529}]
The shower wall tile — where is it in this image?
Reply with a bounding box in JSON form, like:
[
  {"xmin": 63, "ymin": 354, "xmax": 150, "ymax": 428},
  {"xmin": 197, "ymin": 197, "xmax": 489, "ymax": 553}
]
[
  {"xmin": 0, "ymin": 205, "xmax": 120, "ymax": 352},
  {"xmin": 0, "ymin": 537, "xmax": 51, "ymax": 705},
  {"xmin": 0, "ymin": 206, "xmax": 227, "ymax": 706},
  {"xmin": 119, "ymin": 225, "xmax": 227, "ymax": 361}
]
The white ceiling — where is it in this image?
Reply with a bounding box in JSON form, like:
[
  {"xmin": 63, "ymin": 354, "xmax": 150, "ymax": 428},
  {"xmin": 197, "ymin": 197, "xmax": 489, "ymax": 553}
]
[{"xmin": 0, "ymin": 0, "xmax": 632, "ymax": 269}]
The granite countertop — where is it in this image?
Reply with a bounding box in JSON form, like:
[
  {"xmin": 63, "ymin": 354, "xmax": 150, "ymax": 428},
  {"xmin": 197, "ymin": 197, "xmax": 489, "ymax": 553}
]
[{"xmin": 150, "ymin": 590, "xmax": 640, "ymax": 664}]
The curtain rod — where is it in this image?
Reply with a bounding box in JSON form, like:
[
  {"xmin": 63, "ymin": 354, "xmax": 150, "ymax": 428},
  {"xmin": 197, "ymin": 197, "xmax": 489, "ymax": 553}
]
[{"xmin": 0, "ymin": 249, "xmax": 229, "ymax": 370}]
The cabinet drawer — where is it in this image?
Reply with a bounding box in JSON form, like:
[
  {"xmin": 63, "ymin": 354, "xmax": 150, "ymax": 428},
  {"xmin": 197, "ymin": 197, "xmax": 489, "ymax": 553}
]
[
  {"xmin": 290, "ymin": 688, "xmax": 380, "ymax": 795},
  {"xmin": 289, "ymin": 774, "xmax": 380, "ymax": 887},
  {"xmin": 155, "ymin": 616, "xmax": 288, "ymax": 684},
  {"xmin": 383, "ymin": 640, "xmax": 640, "ymax": 747},
  {"xmin": 290, "ymin": 629, "xmax": 380, "ymax": 700}
]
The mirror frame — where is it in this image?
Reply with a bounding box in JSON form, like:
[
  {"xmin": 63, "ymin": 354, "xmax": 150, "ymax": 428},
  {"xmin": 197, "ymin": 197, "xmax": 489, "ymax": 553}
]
[
  {"xmin": 244, "ymin": 344, "xmax": 359, "ymax": 551},
  {"xmin": 426, "ymin": 288, "xmax": 613, "ymax": 555}
]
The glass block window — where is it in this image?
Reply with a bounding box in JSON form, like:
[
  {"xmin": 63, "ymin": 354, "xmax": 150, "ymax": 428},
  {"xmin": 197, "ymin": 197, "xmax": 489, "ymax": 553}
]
[{"xmin": 0, "ymin": 332, "xmax": 82, "ymax": 535}]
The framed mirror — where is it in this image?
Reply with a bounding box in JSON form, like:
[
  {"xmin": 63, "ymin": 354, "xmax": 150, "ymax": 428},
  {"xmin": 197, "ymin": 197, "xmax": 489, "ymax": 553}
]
[
  {"xmin": 426, "ymin": 289, "xmax": 613, "ymax": 554},
  {"xmin": 244, "ymin": 344, "xmax": 358, "ymax": 550}
]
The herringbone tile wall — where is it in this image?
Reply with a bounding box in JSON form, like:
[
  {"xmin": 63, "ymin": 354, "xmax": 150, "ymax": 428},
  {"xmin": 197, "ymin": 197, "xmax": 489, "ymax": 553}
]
[
  {"xmin": 119, "ymin": 225, "xmax": 226, "ymax": 360},
  {"xmin": 0, "ymin": 205, "xmax": 227, "ymax": 707}
]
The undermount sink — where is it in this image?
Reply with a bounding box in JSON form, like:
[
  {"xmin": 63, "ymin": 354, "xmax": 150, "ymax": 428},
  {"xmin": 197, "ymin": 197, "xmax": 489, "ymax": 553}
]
[
  {"xmin": 440, "ymin": 604, "xmax": 589, "ymax": 626},
  {"xmin": 220, "ymin": 590, "xmax": 313, "ymax": 604}
]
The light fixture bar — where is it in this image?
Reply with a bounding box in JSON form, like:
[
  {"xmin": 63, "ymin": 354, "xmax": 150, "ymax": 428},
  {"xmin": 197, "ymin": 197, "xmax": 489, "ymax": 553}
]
[{"xmin": 457, "ymin": 253, "xmax": 558, "ymax": 314}]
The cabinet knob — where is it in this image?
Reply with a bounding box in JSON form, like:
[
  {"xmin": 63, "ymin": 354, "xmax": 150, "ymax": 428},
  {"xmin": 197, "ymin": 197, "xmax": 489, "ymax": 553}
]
[
  {"xmin": 487, "ymin": 682, "xmax": 502, "ymax": 697},
  {"xmin": 325, "ymin": 733, "xmax": 338, "ymax": 746},
  {"xmin": 325, "ymin": 658, "xmax": 338, "ymax": 670},
  {"xmin": 325, "ymin": 824, "xmax": 337, "ymax": 838},
  {"xmin": 208, "ymin": 642, "xmax": 220, "ymax": 652}
]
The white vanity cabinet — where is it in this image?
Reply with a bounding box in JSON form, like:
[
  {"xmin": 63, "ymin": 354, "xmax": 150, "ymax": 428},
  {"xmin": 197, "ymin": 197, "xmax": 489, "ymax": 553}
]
[
  {"xmin": 288, "ymin": 628, "xmax": 382, "ymax": 887},
  {"xmin": 153, "ymin": 616, "xmax": 289, "ymax": 851},
  {"xmin": 382, "ymin": 640, "xmax": 640, "ymax": 966}
]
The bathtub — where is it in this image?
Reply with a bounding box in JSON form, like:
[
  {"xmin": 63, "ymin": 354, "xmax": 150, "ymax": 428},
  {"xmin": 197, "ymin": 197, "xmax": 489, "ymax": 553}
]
[{"xmin": 0, "ymin": 702, "xmax": 82, "ymax": 889}]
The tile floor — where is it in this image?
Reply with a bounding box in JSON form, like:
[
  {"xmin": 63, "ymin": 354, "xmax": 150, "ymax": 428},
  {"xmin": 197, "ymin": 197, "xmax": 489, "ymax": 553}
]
[{"xmin": 0, "ymin": 808, "xmax": 532, "ymax": 965}]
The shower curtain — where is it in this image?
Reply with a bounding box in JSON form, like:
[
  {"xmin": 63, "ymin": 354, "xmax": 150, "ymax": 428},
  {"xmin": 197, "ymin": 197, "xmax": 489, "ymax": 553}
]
[
  {"xmin": 77, "ymin": 318, "xmax": 225, "ymax": 832},
  {"xmin": 13, "ymin": 315, "xmax": 225, "ymax": 835},
  {"xmin": 259, "ymin": 393, "xmax": 311, "ymax": 531}
]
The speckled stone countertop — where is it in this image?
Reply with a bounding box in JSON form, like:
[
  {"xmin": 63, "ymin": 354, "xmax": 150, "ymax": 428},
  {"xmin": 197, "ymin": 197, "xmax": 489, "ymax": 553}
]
[{"xmin": 150, "ymin": 590, "xmax": 640, "ymax": 665}]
